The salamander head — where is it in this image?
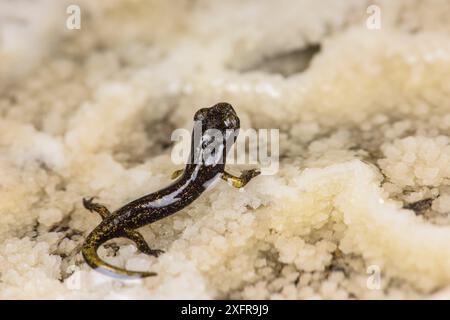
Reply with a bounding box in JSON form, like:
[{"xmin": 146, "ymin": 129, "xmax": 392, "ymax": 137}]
[{"xmin": 194, "ymin": 102, "xmax": 240, "ymax": 134}]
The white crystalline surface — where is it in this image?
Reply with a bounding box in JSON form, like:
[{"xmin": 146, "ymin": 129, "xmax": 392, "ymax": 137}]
[{"xmin": 1, "ymin": 0, "xmax": 450, "ymax": 299}]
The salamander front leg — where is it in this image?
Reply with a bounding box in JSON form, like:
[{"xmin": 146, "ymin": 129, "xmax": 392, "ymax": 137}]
[
  {"xmin": 170, "ymin": 169, "xmax": 184, "ymax": 180},
  {"xmin": 83, "ymin": 197, "xmax": 111, "ymax": 219},
  {"xmin": 124, "ymin": 229, "xmax": 164, "ymax": 257},
  {"xmin": 222, "ymin": 169, "xmax": 261, "ymax": 188}
]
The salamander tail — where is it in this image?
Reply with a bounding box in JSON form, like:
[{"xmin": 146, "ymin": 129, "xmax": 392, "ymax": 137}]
[{"xmin": 82, "ymin": 231, "xmax": 157, "ymax": 279}]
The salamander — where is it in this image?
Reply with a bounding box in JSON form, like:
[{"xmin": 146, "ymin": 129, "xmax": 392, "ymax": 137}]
[{"xmin": 82, "ymin": 102, "xmax": 260, "ymax": 278}]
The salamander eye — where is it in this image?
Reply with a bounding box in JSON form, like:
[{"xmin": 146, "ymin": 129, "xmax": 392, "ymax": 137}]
[
  {"xmin": 201, "ymin": 135, "xmax": 212, "ymax": 149},
  {"xmin": 194, "ymin": 108, "xmax": 208, "ymax": 121}
]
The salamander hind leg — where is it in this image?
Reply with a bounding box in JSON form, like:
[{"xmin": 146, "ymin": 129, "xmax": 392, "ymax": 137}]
[
  {"xmin": 222, "ymin": 169, "xmax": 261, "ymax": 188},
  {"xmin": 124, "ymin": 229, "xmax": 164, "ymax": 257},
  {"xmin": 82, "ymin": 231, "xmax": 157, "ymax": 279},
  {"xmin": 83, "ymin": 197, "xmax": 111, "ymax": 219}
]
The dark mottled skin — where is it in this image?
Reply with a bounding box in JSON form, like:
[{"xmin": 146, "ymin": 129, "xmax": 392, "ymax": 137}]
[{"xmin": 82, "ymin": 103, "xmax": 260, "ymax": 278}]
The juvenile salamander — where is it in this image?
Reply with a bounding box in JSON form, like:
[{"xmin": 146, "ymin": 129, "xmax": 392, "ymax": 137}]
[{"xmin": 82, "ymin": 102, "xmax": 260, "ymax": 278}]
